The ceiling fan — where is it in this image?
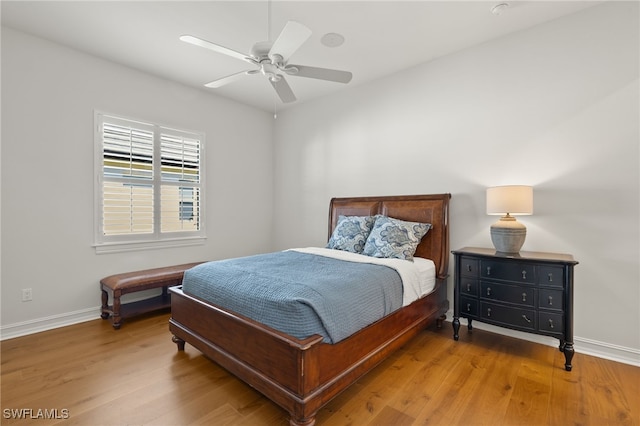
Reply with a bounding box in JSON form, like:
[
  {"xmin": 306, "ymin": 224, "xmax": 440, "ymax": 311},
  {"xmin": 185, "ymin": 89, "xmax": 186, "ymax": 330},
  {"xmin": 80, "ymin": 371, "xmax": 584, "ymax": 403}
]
[{"xmin": 180, "ymin": 20, "xmax": 352, "ymax": 103}]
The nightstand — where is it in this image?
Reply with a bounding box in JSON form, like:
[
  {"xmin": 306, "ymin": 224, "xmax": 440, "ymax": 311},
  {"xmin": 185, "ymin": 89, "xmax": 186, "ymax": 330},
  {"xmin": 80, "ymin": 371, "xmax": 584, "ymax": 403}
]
[{"xmin": 452, "ymin": 247, "xmax": 578, "ymax": 371}]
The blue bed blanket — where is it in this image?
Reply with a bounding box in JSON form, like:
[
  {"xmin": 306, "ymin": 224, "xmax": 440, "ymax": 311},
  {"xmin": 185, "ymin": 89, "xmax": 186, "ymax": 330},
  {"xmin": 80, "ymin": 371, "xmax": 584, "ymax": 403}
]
[{"xmin": 181, "ymin": 250, "xmax": 403, "ymax": 343}]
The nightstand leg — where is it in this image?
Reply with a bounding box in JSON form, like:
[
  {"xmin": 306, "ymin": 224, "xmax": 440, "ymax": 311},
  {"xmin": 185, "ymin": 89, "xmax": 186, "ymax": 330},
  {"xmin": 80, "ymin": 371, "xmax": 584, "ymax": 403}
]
[
  {"xmin": 468, "ymin": 318, "xmax": 473, "ymax": 332},
  {"xmin": 563, "ymin": 342, "xmax": 574, "ymax": 371},
  {"xmin": 452, "ymin": 317, "xmax": 460, "ymax": 341}
]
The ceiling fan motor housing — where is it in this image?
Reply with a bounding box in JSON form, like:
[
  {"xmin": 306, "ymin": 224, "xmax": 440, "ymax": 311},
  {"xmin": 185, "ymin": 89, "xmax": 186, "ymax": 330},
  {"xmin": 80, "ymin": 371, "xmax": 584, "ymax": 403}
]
[{"xmin": 251, "ymin": 41, "xmax": 274, "ymax": 61}]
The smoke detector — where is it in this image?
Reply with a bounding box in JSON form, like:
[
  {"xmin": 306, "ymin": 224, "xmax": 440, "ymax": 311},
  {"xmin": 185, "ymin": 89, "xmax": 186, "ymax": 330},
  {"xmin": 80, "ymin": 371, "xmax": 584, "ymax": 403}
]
[{"xmin": 321, "ymin": 33, "xmax": 345, "ymax": 48}]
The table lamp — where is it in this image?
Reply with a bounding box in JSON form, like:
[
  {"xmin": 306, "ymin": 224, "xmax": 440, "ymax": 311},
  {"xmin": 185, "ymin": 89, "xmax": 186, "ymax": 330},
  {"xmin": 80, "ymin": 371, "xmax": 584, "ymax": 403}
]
[{"xmin": 486, "ymin": 185, "xmax": 533, "ymax": 254}]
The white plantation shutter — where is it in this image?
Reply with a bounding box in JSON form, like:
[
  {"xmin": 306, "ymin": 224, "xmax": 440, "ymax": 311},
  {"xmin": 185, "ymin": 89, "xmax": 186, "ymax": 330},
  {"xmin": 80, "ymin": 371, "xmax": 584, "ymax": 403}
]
[
  {"xmin": 101, "ymin": 119, "xmax": 155, "ymax": 236},
  {"xmin": 102, "ymin": 121, "xmax": 154, "ymax": 180},
  {"xmin": 95, "ymin": 112, "xmax": 205, "ymax": 250},
  {"xmin": 160, "ymin": 133, "xmax": 200, "ymax": 183},
  {"xmin": 102, "ymin": 181, "xmax": 154, "ymax": 235},
  {"xmin": 160, "ymin": 132, "xmax": 202, "ymax": 233}
]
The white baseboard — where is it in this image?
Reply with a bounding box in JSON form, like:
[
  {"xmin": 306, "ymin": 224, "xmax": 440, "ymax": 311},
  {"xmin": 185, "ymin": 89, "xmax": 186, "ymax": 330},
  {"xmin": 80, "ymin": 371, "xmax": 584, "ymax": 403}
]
[
  {"xmin": 0, "ymin": 307, "xmax": 101, "ymax": 341},
  {"xmin": 0, "ymin": 292, "xmax": 162, "ymax": 341},
  {"xmin": 573, "ymin": 336, "xmax": 640, "ymax": 367},
  {"xmin": 445, "ymin": 311, "xmax": 640, "ymax": 367}
]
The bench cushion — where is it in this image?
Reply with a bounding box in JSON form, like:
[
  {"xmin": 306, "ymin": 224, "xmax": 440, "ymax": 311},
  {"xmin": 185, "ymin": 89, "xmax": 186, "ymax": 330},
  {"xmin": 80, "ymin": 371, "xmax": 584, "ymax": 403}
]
[{"xmin": 101, "ymin": 262, "xmax": 204, "ymax": 294}]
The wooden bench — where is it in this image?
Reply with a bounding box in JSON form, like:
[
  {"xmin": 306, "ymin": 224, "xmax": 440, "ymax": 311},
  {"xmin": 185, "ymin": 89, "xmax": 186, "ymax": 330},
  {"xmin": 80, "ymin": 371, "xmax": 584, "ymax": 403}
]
[{"xmin": 100, "ymin": 262, "xmax": 204, "ymax": 329}]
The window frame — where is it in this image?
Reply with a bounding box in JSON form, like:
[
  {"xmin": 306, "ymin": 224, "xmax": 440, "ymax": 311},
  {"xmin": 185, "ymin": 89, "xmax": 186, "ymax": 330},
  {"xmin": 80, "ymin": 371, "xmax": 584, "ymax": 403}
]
[{"xmin": 94, "ymin": 111, "xmax": 206, "ymax": 253}]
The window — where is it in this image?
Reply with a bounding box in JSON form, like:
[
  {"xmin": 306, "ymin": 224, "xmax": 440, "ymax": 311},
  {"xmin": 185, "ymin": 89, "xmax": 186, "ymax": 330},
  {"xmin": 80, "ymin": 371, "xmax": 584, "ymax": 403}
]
[{"xmin": 94, "ymin": 112, "xmax": 205, "ymax": 252}]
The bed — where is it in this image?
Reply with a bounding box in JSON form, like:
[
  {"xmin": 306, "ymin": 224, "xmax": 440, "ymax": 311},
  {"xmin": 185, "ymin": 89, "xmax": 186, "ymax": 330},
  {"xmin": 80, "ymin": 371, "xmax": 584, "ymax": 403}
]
[{"xmin": 169, "ymin": 193, "xmax": 451, "ymax": 426}]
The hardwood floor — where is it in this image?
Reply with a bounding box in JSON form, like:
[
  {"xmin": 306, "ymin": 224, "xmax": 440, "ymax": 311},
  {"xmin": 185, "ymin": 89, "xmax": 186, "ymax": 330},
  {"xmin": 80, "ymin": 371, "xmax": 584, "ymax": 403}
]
[{"xmin": 2, "ymin": 312, "xmax": 638, "ymax": 425}]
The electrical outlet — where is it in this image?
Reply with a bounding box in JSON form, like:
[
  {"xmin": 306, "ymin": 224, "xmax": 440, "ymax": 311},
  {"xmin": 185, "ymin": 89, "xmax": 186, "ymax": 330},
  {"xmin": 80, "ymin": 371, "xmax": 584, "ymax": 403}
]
[{"xmin": 22, "ymin": 288, "xmax": 32, "ymax": 302}]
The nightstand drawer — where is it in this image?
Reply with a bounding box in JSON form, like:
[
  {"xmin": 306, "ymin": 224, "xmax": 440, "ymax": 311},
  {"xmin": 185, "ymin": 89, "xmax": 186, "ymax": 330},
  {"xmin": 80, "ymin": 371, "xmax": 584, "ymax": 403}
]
[
  {"xmin": 460, "ymin": 257, "xmax": 479, "ymax": 277},
  {"xmin": 480, "ymin": 302, "xmax": 536, "ymax": 331},
  {"xmin": 537, "ymin": 265, "xmax": 564, "ymax": 287},
  {"xmin": 460, "ymin": 278, "xmax": 479, "ymax": 296},
  {"xmin": 480, "ymin": 260, "xmax": 535, "ymax": 284},
  {"xmin": 539, "ymin": 288, "xmax": 564, "ymax": 311},
  {"xmin": 539, "ymin": 312, "xmax": 564, "ymax": 336},
  {"xmin": 459, "ymin": 296, "xmax": 478, "ymax": 317},
  {"xmin": 480, "ymin": 282, "xmax": 535, "ymax": 307}
]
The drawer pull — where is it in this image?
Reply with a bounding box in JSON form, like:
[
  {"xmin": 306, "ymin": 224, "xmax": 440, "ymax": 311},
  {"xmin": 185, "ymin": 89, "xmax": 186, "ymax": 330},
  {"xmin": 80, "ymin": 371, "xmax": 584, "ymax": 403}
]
[
  {"xmin": 548, "ymin": 295, "xmax": 554, "ymax": 306},
  {"xmin": 466, "ymin": 303, "xmax": 472, "ymax": 312},
  {"xmin": 548, "ymin": 273, "xmax": 553, "ymax": 282},
  {"xmin": 522, "ymin": 293, "xmax": 527, "ymax": 302},
  {"xmin": 522, "ymin": 270, "xmax": 527, "ymax": 280},
  {"xmin": 487, "ymin": 307, "xmax": 492, "ymax": 317},
  {"xmin": 522, "ymin": 315, "xmax": 532, "ymax": 323},
  {"xmin": 548, "ymin": 319, "xmax": 555, "ymax": 329},
  {"xmin": 466, "ymin": 283, "xmax": 471, "ymax": 292},
  {"xmin": 486, "ymin": 266, "xmax": 491, "ymax": 276},
  {"xmin": 486, "ymin": 287, "xmax": 492, "ymax": 296},
  {"xmin": 466, "ymin": 264, "xmax": 472, "ymax": 272}
]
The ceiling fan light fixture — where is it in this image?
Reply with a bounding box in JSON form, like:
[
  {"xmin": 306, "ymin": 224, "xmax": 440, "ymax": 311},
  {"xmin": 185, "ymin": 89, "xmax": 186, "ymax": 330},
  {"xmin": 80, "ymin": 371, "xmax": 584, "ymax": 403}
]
[
  {"xmin": 321, "ymin": 32, "xmax": 345, "ymax": 48},
  {"xmin": 270, "ymin": 53, "xmax": 284, "ymax": 66}
]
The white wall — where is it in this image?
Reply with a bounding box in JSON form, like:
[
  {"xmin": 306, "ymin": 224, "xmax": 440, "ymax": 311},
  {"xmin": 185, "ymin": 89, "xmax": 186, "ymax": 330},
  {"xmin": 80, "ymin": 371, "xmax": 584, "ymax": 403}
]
[
  {"xmin": 1, "ymin": 28, "xmax": 274, "ymax": 336},
  {"xmin": 272, "ymin": 2, "xmax": 639, "ymax": 362}
]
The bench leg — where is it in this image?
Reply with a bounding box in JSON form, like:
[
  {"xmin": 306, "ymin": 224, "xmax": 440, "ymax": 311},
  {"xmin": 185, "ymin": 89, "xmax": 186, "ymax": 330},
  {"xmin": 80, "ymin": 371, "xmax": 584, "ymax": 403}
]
[
  {"xmin": 100, "ymin": 286, "xmax": 122, "ymax": 329},
  {"xmin": 100, "ymin": 288, "xmax": 110, "ymax": 319},
  {"xmin": 111, "ymin": 290, "xmax": 122, "ymax": 329}
]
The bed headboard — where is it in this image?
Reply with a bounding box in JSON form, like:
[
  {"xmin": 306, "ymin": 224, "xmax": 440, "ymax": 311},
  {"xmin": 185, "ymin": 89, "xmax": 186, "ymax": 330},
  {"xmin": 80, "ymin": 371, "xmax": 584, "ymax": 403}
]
[{"xmin": 328, "ymin": 194, "xmax": 451, "ymax": 280}]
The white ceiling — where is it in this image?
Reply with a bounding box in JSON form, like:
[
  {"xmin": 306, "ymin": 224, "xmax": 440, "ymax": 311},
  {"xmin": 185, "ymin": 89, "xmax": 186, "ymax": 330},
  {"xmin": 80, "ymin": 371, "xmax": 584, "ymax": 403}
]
[{"xmin": 1, "ymin": 1, "xmax": 600, "ymax": 112}]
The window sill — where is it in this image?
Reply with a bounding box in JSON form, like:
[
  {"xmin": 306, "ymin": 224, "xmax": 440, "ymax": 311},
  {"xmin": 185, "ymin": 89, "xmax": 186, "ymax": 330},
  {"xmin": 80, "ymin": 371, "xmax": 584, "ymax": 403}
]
[{"xmin": 94, "ymin": 236, "xmax": 206, "ymax": 254}]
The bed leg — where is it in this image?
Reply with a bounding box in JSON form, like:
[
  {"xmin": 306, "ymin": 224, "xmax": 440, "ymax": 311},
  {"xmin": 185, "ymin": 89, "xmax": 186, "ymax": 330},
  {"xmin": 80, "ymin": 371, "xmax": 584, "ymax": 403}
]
[
  {"xmin": 290, "ymin": 416, "xmax": 315, "ymax": 426},
  {"xmin": 436, "ymin": 314, "xmax": 446, "ymax": 328},
  {"xmin": 172, "ymin": 335, "xmax": 186, "ymax": 351}
]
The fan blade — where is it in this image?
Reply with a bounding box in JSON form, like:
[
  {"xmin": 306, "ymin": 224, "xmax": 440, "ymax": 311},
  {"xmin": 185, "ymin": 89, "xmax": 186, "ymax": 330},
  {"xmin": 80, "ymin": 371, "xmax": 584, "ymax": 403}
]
[
  {"xmin": 270, "ymin": 76, "xmax": 297, "ymax": 103},
  {"xmin": 285, "ymin": 65, "xmax": 352, "ymax": 84},
  {"xmin": 204, "ymin": 70, "xmax": 254, "ymax": 88},
  {"xmin": 269, "ymin": 21, "xmax": 312, "ymax": 63},
  {"xmin": 180, "ymin": 35, "xmax": 250, "ymax": 62}
]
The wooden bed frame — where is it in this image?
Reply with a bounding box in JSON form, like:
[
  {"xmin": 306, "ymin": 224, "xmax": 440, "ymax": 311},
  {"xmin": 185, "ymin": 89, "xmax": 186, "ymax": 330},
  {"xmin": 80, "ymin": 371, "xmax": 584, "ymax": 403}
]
[{"xmin": 169, "ymin": 193, "xmax": 451, "ymax": 425}]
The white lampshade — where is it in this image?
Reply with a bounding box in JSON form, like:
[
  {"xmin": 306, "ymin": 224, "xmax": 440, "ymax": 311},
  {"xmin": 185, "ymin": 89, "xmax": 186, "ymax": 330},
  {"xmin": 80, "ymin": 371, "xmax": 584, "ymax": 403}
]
[
  {"xmin": 486, "ymin": 185, "xmax": 533, "ymax": 254},
  {"xmin": 486, "ymin": 185, "xmax": 533, "ymax": 216}
]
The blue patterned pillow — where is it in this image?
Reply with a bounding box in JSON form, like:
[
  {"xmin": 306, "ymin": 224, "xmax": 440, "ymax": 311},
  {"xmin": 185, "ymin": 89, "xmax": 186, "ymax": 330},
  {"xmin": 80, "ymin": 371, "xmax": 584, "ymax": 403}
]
[
  {"xmin": 363, "ymin": 216, "xmax": 431, "ymax": 260},
  {"xmin": 326, "ymin": 215, "xmax": 376, "ymax": 253}
]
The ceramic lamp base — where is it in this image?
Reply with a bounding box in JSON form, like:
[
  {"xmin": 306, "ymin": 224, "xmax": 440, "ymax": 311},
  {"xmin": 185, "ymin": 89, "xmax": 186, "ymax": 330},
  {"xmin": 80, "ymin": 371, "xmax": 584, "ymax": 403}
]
[{"xmin": 490, "ymin": 217, "xmax": 527, "ymax": 254}]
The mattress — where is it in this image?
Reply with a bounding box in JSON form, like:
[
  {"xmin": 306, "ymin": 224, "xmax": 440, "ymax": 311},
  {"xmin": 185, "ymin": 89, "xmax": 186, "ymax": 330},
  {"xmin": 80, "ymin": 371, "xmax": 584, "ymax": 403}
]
[{"xmin": 182, "ymin": 248, "xmax": 436, "ymax": 343}]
